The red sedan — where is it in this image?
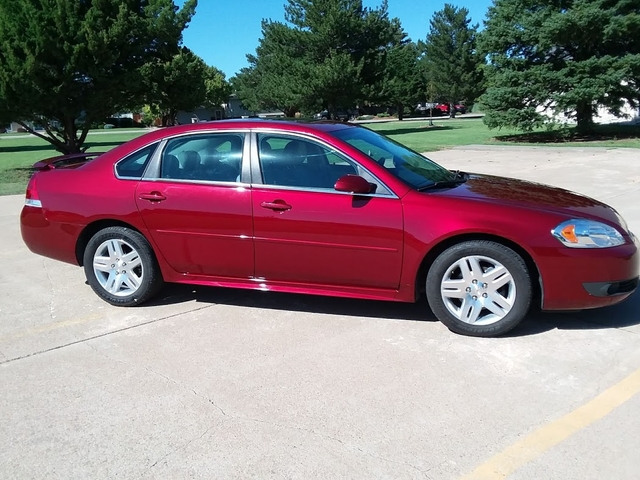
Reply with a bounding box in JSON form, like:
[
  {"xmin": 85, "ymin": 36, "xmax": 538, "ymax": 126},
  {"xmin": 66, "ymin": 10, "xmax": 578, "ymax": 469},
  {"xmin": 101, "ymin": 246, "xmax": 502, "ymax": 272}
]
[{"xmin": 20, "ymin": 120, "xmax": 639, "ymax": 337}]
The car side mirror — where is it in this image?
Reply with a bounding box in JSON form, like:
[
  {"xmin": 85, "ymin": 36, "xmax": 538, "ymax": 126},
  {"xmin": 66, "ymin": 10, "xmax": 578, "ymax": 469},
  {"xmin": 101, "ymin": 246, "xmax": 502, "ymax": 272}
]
[{"xmin": 334, "ymin": 174, "xmax": 373, "ymax": 194}]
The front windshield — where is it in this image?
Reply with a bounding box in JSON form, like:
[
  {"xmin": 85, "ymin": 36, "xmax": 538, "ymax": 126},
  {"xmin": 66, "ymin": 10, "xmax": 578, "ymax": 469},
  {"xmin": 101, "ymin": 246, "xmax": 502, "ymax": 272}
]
[{"xmin": 332, "ymin": 126, "xmax": 455, "ymax": 189}]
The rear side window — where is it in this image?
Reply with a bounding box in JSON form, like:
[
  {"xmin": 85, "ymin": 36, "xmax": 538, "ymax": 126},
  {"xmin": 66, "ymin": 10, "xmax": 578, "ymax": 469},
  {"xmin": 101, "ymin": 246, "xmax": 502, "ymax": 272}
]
[
  {"xmin": 115, "ymin": 143, "xmax": 157, "ymax": 179},
  {"xmin": 160, "ymin": 133, "xmax": 244, "ymax": 183}
]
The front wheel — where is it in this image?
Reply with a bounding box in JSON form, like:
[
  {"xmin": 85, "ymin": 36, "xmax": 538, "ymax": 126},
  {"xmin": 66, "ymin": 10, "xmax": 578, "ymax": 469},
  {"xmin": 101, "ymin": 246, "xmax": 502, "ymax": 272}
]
[
  {"xmin": 426, "ymin": 241, "xmax": 532, "ymax": 337},
  {"xmin": 83, "ymin": 226, "xmax": 163, "ymax": 306}
]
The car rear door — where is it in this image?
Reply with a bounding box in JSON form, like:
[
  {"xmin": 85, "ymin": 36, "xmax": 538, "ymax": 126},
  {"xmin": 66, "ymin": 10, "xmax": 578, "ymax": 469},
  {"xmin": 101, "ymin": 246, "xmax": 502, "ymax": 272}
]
[
  {"xmin": 134, "ymin": 131, "xmax": 254, "ymax": 278},
  {"xmin": 250, "ymin": 132, "xmax": 404, "ymax": 290}
]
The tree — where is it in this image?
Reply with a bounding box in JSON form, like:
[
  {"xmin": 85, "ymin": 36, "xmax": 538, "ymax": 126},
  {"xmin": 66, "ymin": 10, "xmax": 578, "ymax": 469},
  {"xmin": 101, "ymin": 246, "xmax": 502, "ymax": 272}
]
[
  {"xmin": 232, "ymin": 21, "xmax": 312, "ymax": 117},
  {"xmin": 204, "ymin": 66, "xmax": 232, "ymax": 109},
  {"xmin": 421, "ymin": 4, "xmax": 483, "ymax": 117},
  {"xmin": 0, "ymin": 0, "xmax": 196, "ymax": 153},
  {"xmin": 233, "ymin": 0, "xmax": 402, "ymax": 118},
  {"xmin": 144, "ymin": 47, "xmax": 208, "ymax": 126},
  {"xmin": 479, "ymin": 0, "xmax": 640, "ymax": 132},
  {"xmin": 378, "ymin": 40, "xmax": 422, "ymax": 120}
]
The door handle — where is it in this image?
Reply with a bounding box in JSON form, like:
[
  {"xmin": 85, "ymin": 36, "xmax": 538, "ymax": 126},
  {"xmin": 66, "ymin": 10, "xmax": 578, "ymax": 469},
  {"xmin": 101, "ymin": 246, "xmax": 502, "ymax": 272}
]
[
  {"xmin": 139, "ymin": 192, "xmax": 167, "ymax": 202},
  {"xmin": 261, "ymin": 200, "xmax": 292, "ymax": 211}
]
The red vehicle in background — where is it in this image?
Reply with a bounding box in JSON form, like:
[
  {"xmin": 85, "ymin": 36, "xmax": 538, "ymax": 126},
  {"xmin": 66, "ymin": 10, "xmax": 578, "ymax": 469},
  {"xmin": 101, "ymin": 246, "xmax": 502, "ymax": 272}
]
[
  {"xmin": 20, "ymin": 120, "xmax": 639, "ymax": 337},
  {"xmin": 435, "ymin": 103, "xmax": 467, "ymax": 115}
]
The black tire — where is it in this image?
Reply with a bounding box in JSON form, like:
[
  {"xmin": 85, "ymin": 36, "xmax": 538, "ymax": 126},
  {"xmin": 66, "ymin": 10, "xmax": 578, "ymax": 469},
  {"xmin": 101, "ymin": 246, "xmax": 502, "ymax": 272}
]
[
  {"xmin": 83, "ymin": 226, "xmax": 164, "ymax": 306},
  {"xmin": 426, "ymin": 240, "xmax": 532, "ymax": 337}
]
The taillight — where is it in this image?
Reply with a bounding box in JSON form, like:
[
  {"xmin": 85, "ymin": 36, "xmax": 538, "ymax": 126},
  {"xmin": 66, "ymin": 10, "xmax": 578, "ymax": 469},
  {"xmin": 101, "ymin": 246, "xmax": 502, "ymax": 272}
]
[{"xmin": 25, "ymin": 175, "xmax": 42, "ymax": 208}]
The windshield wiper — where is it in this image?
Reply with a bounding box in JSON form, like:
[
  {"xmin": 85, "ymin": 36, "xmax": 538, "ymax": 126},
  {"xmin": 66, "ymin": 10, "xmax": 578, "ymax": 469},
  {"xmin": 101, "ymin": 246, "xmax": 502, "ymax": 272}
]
[{"xmin": 417, "ymin": 171, "xmax": 468, "ymax": 191}]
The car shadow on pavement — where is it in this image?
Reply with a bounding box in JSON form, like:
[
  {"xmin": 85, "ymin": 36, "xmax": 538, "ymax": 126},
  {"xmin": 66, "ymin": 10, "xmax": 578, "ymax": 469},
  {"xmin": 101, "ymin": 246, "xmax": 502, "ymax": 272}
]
[
  {"xmin": 149, "ymin": 284, "xmax": 429, "ymax": 322},
  {"xmin": 147, "ymin": 284, "xmax": 640, "ymax": 337},
  {"xmin": 509, "ymin": 290, "xmax": 640, "ymax": 337}
]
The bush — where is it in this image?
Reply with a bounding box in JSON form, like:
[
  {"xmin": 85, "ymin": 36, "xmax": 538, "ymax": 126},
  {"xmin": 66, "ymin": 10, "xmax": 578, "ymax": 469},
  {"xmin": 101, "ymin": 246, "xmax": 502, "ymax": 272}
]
[{"xmin": 377, "ymin": 112, "xmax": 391, "ymax": 118}]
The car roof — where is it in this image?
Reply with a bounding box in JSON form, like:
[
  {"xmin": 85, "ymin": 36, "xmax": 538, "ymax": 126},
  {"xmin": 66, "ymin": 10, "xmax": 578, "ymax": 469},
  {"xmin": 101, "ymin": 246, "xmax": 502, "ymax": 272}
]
[{"xmin": 158, "ymin": 118, "xmax": 354, "ymax": 135}]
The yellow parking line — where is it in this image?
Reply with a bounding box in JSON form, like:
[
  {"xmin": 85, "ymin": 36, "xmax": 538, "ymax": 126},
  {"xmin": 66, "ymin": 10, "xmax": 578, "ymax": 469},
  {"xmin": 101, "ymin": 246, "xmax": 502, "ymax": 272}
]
[
  {"xmin": 461, "ymin": 367, "xmax": 640, "ymax": 480},
  {"xmin": 0, "ymin": 313, "xmax": 103, "ymax": 342}
]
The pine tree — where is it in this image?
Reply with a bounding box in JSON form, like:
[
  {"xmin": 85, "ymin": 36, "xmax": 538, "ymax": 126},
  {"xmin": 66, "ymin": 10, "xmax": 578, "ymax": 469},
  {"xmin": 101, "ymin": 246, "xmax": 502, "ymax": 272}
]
[
  {"xmin": 421, "ymin": 4, "xmax": 483, "ymax": 118},
  {"xmin": 480, "ymin": 0, "xmax": 640, "ymax": 132},
  {"xmin": 233, "ymin": 0, "xmax": 401, "ymax": 118},
  {"xmin": 378, "ymin": 40, "xmax": 422, "ymax": 121}
]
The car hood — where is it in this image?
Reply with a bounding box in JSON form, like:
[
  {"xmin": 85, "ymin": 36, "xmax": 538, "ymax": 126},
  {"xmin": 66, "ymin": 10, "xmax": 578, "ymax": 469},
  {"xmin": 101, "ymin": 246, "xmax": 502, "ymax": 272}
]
[{"xmin": 437, "ymin": 173, "xmax": 626, "ymax": 227}]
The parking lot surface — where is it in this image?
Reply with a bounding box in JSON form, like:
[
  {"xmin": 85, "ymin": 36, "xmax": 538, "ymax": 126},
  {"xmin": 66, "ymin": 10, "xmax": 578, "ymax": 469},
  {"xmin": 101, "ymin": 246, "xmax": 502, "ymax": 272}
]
[{"xmin": 1, "ymin": 145, "xmax": 639, "ymax": 479}]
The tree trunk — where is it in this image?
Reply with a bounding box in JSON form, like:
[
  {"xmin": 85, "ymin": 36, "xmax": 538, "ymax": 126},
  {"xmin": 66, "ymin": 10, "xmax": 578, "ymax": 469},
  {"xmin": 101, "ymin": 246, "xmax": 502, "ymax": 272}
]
[
  {"xmin": 449, "ymin": 102, "xmax": 456, "ymax": 118},
  {"xmin": 19, "ymin": 118, "xmax": 83, "ymax": 154},
  {"xmin": 328, "ymin": 104, "xmax": 337, "ymax": 121},
  {"xmin": 283, "ymin": 107, "xmax": 297, "ymax": 118},
  {"xmin": 397, "ymin": 103, "xmax": 404, "ymax": 121},
  {"xmin": 576, "ymin": 101, "xmax": 594, "ymax": 133}
]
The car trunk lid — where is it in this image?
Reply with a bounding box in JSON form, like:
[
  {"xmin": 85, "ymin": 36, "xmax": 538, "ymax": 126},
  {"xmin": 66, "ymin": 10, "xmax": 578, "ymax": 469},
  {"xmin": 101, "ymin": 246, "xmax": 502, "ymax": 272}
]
[{"xmin": 32, "ymin": 152, "xmax": 105, "ymax": 171}]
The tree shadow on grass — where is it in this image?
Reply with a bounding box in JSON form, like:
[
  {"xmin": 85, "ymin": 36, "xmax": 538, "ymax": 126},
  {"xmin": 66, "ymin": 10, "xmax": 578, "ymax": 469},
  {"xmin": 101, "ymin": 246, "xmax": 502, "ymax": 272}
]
[
  {"xmin": 0, "ymin": 144, "xmax": 58, "ymax": 154},
  {"xmin": 0, "ymin": 139, "xmax": 129, "ymax": 154},
  {"xmin": 371, "ymin": 125, "xmax": 459, "ymax": 137},
  {"xmin": 495, "ymin": 124, "xmax": 640, "ymax": 144}
]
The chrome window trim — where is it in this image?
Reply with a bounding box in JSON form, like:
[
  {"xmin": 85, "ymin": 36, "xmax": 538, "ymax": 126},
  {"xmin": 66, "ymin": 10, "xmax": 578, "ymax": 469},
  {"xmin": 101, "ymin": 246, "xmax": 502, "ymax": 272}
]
[
  {"xmin": 140, "ymin": 130, "xmax": 251, "ymax": 185},
  {"xmin": 249, "ymin": 182, "xmax": 399, "ymax": 199},
  {"xmin": 141, "ymin": 177, "xmax": 251, "ymax": 188},
  {"xmin": 250, "ymin": 129, "xmax": 398, "ymax": 199},
  {"xmin": 114, "ymin": 142, "xmax": 161, "ymax": 180}
]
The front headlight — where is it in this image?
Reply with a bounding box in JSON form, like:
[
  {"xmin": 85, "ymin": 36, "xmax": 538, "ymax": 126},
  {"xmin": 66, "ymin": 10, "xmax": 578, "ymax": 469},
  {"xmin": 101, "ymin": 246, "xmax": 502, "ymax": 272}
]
[{"xmin": 552, "ymin": 219, "xmax": 625, "ymax": 248}]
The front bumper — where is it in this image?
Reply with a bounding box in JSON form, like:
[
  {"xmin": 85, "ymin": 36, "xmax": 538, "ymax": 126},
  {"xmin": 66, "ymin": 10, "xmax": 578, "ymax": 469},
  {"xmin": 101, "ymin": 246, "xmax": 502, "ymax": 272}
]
[
  {"xmin": 583, "ymin": 277, "xmax": 639, "ymax": 297},
  {"xmin": 538, "ymin": 235, "xmax": 639, "ymax": 310}
]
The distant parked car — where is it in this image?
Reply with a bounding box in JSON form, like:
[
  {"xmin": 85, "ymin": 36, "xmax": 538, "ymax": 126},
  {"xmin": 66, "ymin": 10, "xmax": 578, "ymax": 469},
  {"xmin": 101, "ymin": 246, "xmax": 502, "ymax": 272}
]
[
  {"xmin": 414, "ymin": 103, "xmax": 443, "ymax": 116},
  {"xmin": 20, "ymin": 119, "xmax": 639, "ymax": 337},
  {"xmin": 434, "ymin": 103, "xmax": 467, "ymax": 115},
  {"xmin": 313, "ymin": 109, "xmax": 358, "ymax": 121}
]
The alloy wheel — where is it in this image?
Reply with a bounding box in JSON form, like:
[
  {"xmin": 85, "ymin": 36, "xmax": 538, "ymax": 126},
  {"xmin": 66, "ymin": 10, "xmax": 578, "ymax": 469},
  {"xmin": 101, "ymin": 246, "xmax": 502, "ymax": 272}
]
[
  {"xmin": 440, "ymin": 255, "xmax": 516, "ymax": 325},
  {"xmin": 92, "ymin": 239, "xmax": 144, "ymax": 297}
]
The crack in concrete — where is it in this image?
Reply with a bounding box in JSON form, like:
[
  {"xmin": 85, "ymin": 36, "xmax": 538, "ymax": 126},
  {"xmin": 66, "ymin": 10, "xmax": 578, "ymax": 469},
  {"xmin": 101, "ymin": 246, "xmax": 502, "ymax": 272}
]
[
  {"xmin": 0, "ymin": 305, "xmax": 214, "ymax": 365},
  {"xmin": 149, "ymin": 424, "xmax": 217, "ymax": 469}
]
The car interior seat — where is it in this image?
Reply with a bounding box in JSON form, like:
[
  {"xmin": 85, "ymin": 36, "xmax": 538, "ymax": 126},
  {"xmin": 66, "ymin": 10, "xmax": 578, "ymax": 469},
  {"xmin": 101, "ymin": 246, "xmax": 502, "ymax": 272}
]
[
  {"xmin": 162, "ymin": 154, "xmax": 181, "ymax": 179},
  {"xmin": 182, "ymin": 151, "xmax": 201, "ymax": 179}
]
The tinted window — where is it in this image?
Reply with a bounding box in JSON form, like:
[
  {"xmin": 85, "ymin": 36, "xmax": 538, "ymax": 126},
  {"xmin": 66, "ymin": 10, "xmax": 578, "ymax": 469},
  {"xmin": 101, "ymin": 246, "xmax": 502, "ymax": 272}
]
[
  {"xmin": 258, "ymin": 134, "xmax": 389, "ymax": 193},
  {"xmin": 115, "ymin": 143, "xmax": 157, "ymax": 178},
  {"xmin": 332, "ymin": 127, "xmax": 454, "ymax": 189},
  {"xmin": 161, "ymin": 133, "xmax": 244, "ymax": 182}
]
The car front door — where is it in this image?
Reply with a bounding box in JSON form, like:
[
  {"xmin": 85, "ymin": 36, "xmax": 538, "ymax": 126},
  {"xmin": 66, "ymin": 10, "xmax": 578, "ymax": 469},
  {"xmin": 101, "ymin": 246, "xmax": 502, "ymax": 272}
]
[
  {"xmin": 135, "ymin": 131, "xmax": 254, "ymax": 278},
  {"xmin": 251, "ymin": 132, "xmax": 404, "ymax": 290}
]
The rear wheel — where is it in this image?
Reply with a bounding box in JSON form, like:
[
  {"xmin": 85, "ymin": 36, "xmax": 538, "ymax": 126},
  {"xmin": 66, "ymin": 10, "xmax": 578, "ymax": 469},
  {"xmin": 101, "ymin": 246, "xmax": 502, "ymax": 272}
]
[
  {"xmin": 426, "ymin": 241, "xmax": 532, "ymax": 337},
  {"xmin": 83, "ymin": 226, "xmax": 163, "ymax": 306}
]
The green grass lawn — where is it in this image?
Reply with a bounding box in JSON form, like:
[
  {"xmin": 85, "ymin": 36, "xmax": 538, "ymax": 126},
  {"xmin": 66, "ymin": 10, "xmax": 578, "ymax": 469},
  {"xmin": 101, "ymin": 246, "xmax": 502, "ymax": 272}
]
[
  {"xmin": 365, "ymin": 118, "xmax": 640, "ymax": 152},
  {"xmin": 0, "ymin": 131, "xmax": 147, "ymax": 195},
  {"xmin": 1, "ymin": 120, "xmax": 639, "ymax": 195}
]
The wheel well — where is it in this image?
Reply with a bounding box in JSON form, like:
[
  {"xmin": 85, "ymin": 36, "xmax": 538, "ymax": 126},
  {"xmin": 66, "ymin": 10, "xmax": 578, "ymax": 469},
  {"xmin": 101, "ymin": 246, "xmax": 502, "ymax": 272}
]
[
  {"xmin": 75, "ymin": 220, "xmax": 144, "ymax": 266},
  {"xmin": 414, "ymin": 233, "xmax": 543, "ymax": 309}
]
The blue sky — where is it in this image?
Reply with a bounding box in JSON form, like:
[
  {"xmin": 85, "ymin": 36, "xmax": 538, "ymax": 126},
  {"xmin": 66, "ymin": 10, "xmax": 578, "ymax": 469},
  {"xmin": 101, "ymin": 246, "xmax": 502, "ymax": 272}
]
[{"xmin": 178, "ymin": 0, "xmax": 493, "ymax": 79}]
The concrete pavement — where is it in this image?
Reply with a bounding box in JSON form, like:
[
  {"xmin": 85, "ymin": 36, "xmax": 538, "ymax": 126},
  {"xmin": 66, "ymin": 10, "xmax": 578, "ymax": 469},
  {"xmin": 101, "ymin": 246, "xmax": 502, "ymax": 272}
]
[{"xmin": 1, "ymin": 146, "xmax": 639, "ymax": 479}]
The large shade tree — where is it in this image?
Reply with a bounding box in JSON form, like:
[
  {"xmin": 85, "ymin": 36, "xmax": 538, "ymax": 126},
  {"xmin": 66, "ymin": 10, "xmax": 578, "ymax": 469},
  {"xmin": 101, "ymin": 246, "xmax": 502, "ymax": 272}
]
[
  {"xmin": 144, "ymin": 49, "xmax": 230, "ymax": 126},
  {"xmin": 479, "ymin": 0, "xmax": 640, "ymax": 132},
  {"xmin": 0, "ymin": 0, "xmax": 197, "ymax": 153},
  {"xmin": 420, "ymin": 4, "xmax": 484, "ymax": 117}
]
